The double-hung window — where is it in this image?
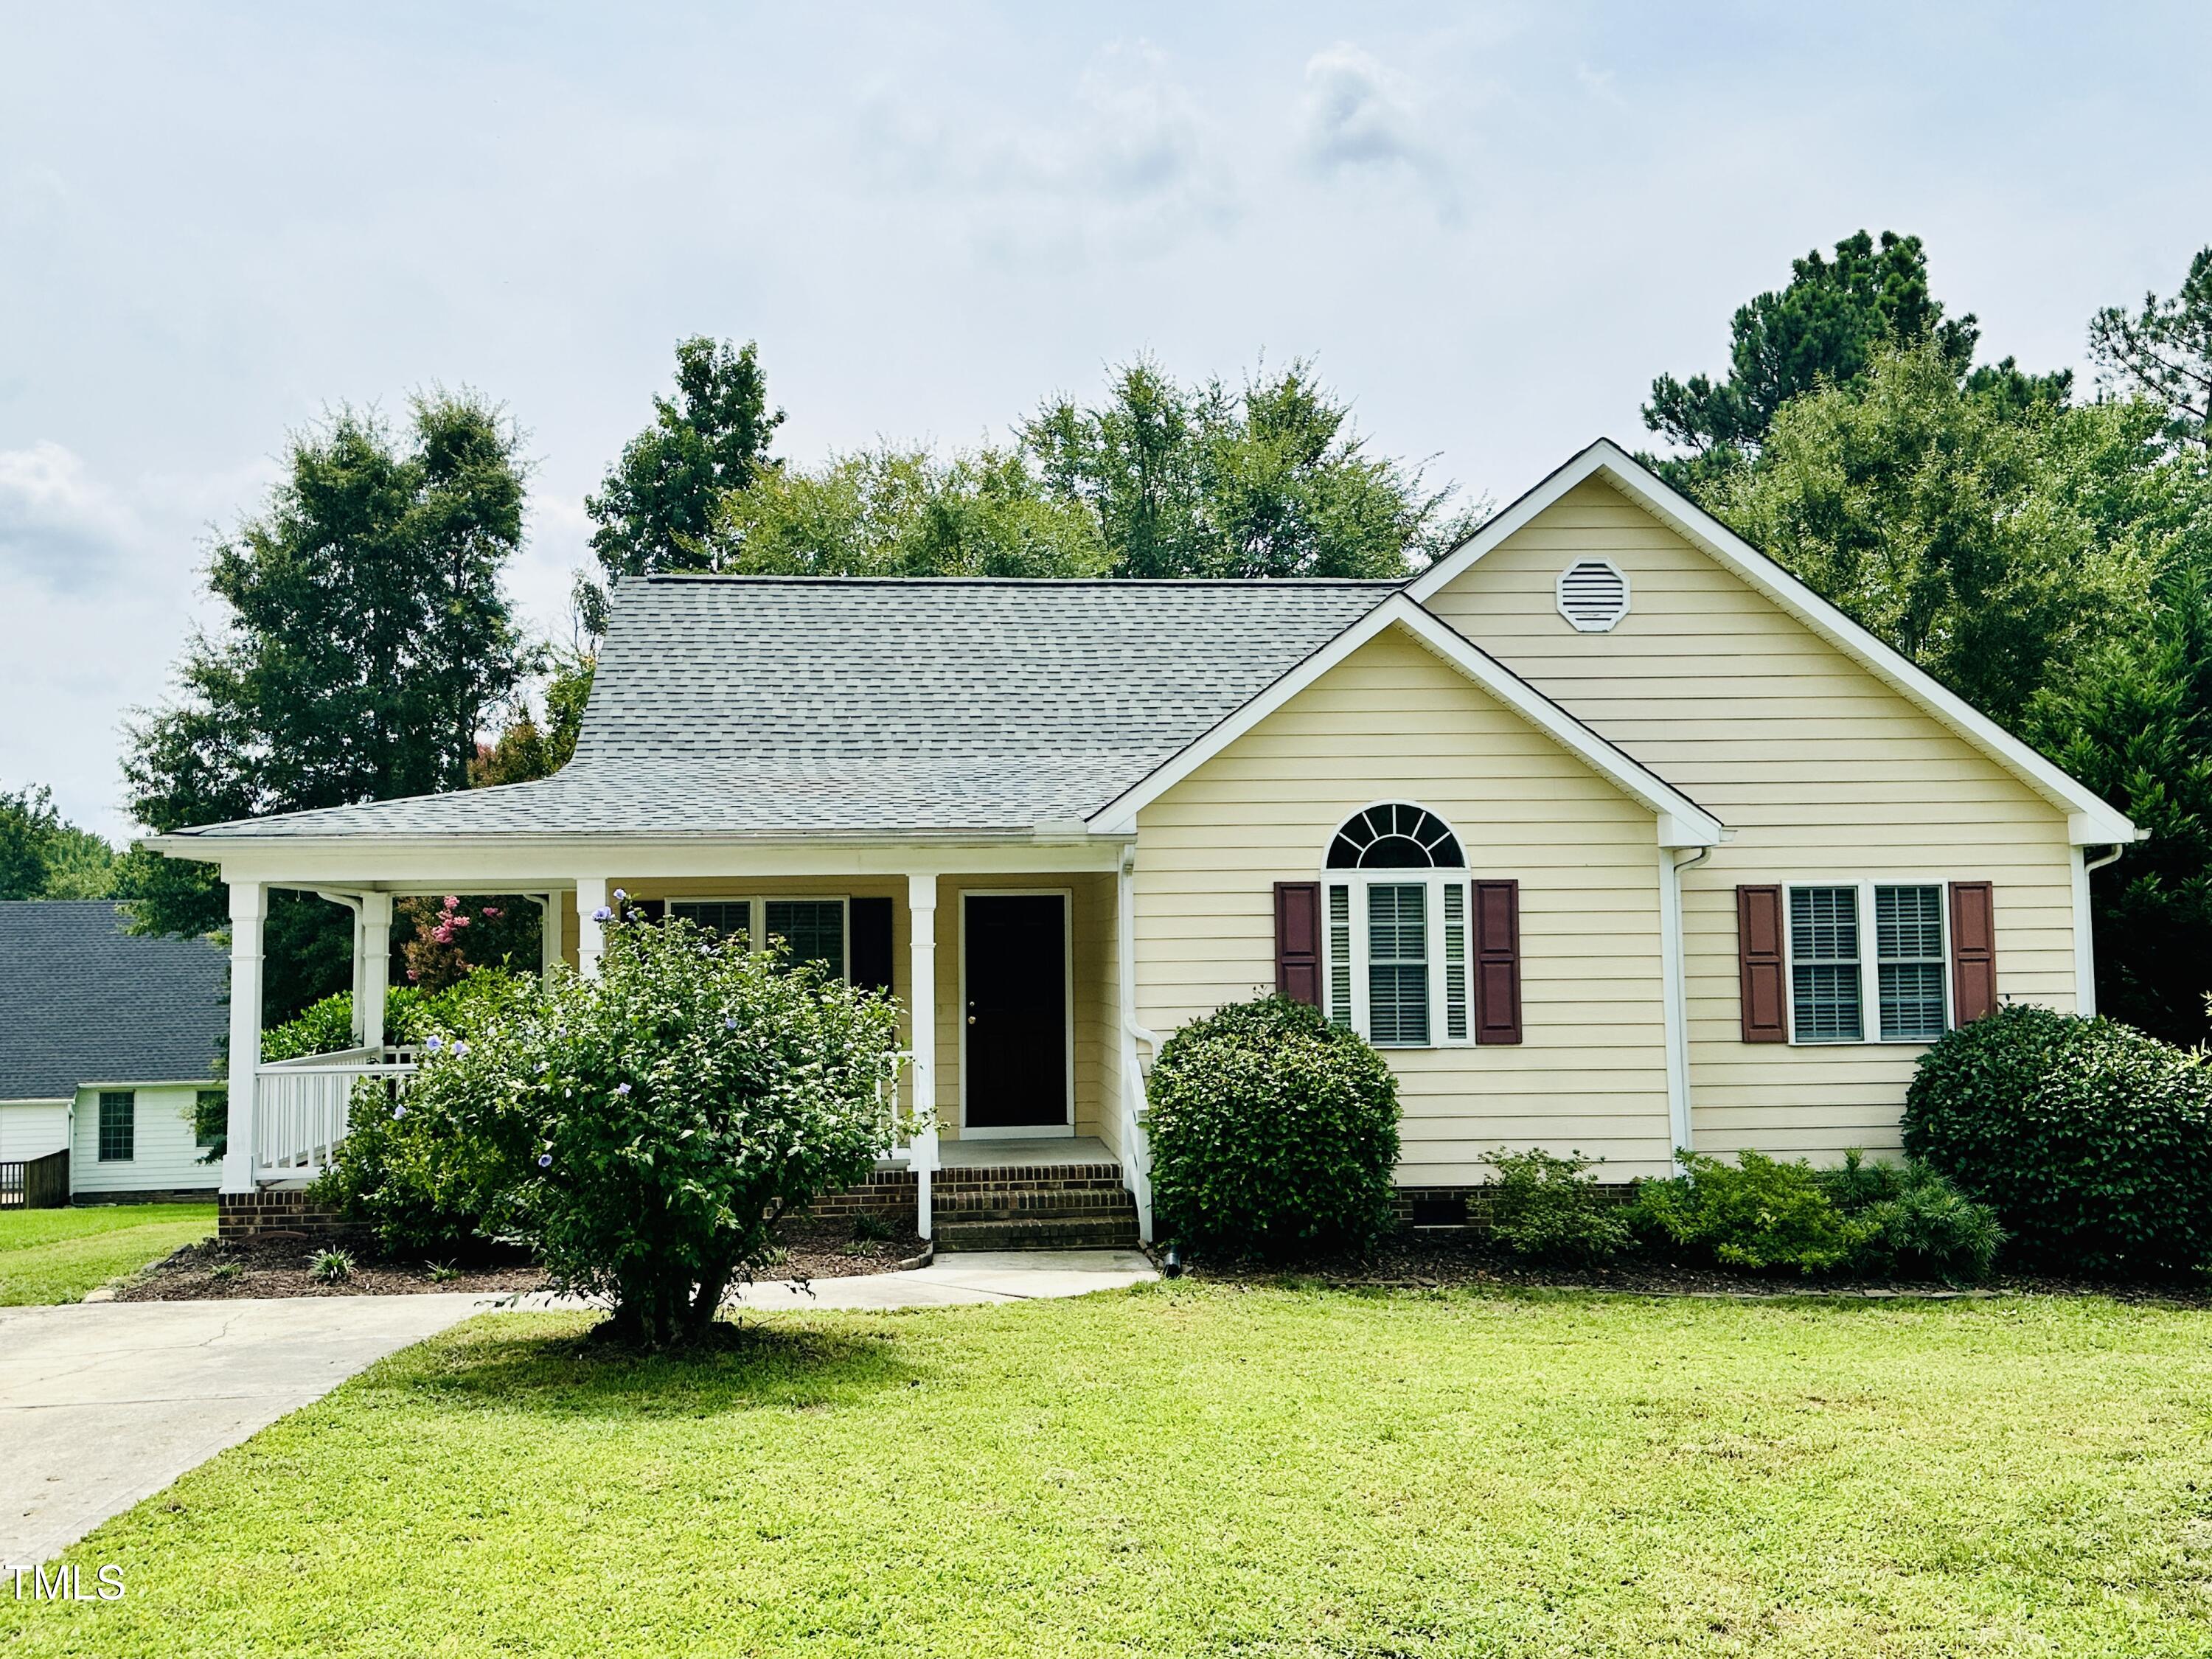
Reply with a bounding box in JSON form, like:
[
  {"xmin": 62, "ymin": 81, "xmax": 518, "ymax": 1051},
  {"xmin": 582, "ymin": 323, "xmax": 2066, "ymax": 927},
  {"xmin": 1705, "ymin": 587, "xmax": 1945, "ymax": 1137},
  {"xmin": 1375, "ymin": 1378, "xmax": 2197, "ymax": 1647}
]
[
  {"xmin": 1785, "ymin": 881, "xmax": 1950, "ymax": 1044},
  {"xmin": 667, "ymin": 897, "xmax": 849, "ymax": 980},
  {"xmin": 1321, "ymin": 804, "xmax": 1475, "ymax": 1048},
  {"xmin": 97, "ymin": 1090, "xmax": 135, "ymax": 1162}
]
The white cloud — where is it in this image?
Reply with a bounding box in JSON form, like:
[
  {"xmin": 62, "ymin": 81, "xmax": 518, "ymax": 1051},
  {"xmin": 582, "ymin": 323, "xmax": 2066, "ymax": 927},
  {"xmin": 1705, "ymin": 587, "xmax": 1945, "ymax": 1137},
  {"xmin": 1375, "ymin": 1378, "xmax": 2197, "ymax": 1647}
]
[
  {"xmin": 1297, "ymin": 43, "xmax": 1460, "ymax": 219},
  {"xmin": 852, "ymin": 41, "xmax": 1237, "ymax": 261},
  {"xmin": 0, "ymin": 442, "xmax": 146, "ymax": 591}
]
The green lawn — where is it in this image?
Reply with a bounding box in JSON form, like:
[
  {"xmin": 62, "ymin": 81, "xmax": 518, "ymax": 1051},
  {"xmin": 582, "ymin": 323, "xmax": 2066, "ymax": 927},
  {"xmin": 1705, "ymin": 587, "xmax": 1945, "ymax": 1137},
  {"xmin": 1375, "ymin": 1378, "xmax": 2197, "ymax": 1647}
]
[
  {"xmin": 9, "ymin": 1285, "xmax": 2212, "ymax": 1657},
  {"xmin": 0, "ymin": 1203, "xmax": 215, "ymax": 1304}
]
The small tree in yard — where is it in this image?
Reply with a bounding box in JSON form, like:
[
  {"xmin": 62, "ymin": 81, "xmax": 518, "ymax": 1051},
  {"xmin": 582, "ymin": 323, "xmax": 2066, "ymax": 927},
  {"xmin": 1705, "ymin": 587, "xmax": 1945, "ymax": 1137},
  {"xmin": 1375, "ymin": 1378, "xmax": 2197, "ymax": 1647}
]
[{"xmin": 395, "ymin": 914, "xmax": 906, "ymax": 1346}]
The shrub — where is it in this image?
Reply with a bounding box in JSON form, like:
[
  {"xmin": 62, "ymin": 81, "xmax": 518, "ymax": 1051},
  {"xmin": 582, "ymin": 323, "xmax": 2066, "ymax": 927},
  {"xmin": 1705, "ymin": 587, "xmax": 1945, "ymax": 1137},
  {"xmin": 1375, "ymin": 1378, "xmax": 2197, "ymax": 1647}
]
[
  {"xmin": 262, "ymin": 968, "xmax": 529, "ymax": 1063},
  {"xmin": 394, "ymin": 917, "xmax": 907, "ymax": 1346},
  {"xmin": 1817, "ymin": 1150, "xmax": 2006, "ymax": 1281},
  {"xmin": 313, "ymin": 972, "xmax": 540, "ymax": 1256},
  {"xmin": 1628, "ymin": 1150, "xmax": 1871, "ymax": 1276},
  {"xmin": 1145, "ymin": 995, "xmax": 1400, "ymax": 1261},
  {"xmin": 1484, "ymin": 1148, "xmax": 1632, "ymax": 1265},
  {"xmin": 307, "ymin": 1248, "xmax": 355, "ymax": 1284},
  {"xmin": 1905, "ymin": 1003, "xmax": 2212, "ymax": 1276}
]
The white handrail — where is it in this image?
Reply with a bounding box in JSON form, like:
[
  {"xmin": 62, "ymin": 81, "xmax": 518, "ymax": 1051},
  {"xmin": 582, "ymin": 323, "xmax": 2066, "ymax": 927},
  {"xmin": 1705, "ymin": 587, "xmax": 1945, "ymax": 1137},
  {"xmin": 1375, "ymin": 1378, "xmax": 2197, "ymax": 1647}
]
[{"xmin": 254, "ymin": 1051, "xmax": 418, "ymax": 1180}]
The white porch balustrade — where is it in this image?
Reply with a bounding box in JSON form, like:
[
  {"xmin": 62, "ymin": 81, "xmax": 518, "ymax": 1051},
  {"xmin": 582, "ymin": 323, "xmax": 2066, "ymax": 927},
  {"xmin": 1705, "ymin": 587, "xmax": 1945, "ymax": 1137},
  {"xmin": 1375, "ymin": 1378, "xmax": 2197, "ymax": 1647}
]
[{"xmin": 253, "ymin": 1047, "xmax": 419, "ymax": 1181}]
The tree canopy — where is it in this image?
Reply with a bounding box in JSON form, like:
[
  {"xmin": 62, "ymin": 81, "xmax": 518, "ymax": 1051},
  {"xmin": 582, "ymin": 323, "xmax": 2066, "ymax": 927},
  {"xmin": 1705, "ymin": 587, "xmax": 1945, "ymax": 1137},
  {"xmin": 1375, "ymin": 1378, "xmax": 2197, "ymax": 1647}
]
[
  {"xmin": 0, "ymin": 785, "xmax": 121, "ymax": 901},
  {"xmin": 1643, "ymin": 230, "xmax": 1985, "ymax": 492},
  {"xmin": 584, "ymin": 336, "xmax": 782, "ymax": 613},
  {"xmin": 692, "ymin": 358, "xmax": 1479, "ymax": 582},
  {"xmin": 123, "ymin": 392, "xmax": 531, "ymax": 1015},
  {"xmin": 2090, "ymin": 246, "xmax": 2212, "ymax": 443}
]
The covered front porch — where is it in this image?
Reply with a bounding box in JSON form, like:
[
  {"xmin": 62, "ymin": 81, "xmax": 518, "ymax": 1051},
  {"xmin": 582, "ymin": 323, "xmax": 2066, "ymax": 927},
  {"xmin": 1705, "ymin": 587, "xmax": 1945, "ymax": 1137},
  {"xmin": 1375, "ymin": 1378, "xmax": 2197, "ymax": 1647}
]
[{"xmin": 212, "ymin": 841, "xmax": 1158, "ymax": 1242}]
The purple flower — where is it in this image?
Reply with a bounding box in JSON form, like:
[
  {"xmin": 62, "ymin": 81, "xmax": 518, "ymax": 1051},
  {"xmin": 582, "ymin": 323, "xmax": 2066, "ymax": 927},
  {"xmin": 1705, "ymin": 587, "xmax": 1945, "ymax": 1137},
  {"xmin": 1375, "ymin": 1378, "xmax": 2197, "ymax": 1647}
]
[
  {"xmin": 592, "ymin": 906, "xmax": 612, "ymax": 923},
  {"xmin": 723, "ymin": 1016, "xmax": 737, "ymax": 1031},
  {"xmin": 452, "ymin": 1040, "xmax": 470, "ymax": 1057},
  {"xmin": 538, "ymin": 1152, "xmax": 552, "ymax": 1168},
  {"xmin": 613, "ymin": 888, "xmax": 627, "ymax": 901},
  {"xmin": 425, "ymin": 1035, "xmax": 443, "ymax": 1052},
  {"xmin": 392, "ymin": 1105, "xmax": 408, "ymax": 1120},
  {"xmin": 614, "ymin": 1082, "xmax": 632, "ymax": 1096}
]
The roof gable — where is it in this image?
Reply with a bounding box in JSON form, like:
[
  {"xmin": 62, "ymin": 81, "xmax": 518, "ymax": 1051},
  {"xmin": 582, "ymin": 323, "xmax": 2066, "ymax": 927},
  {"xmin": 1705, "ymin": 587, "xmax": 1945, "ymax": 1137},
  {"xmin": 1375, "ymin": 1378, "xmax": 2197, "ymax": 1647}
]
[
  {"xmin": 1408, "ymin": 439, "xmax": 2137, "ymax": 846},
  {"xmin": 1086, "ymin": 594, "xmax": 1724, "ymax": 846}
]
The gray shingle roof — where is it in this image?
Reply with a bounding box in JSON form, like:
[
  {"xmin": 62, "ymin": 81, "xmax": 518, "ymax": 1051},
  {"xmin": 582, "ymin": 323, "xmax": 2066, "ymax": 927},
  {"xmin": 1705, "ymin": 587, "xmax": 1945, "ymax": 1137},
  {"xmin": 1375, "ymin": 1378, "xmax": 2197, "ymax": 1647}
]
[
  {"xmin": 0, "ymin": 902, "xmax": 226, "ymax": 1101},
  {"xmin": 170, "ymin": 577, "xmax": 1401, "ymax": 841}
]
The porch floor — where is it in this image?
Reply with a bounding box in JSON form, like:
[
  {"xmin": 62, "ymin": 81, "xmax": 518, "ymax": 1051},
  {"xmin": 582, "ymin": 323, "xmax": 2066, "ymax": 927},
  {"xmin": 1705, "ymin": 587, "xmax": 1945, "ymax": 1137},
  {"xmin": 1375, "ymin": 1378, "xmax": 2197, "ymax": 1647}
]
[{"xmin": 936, "ymin": 1135, "xmax": 1114, "ymax": 1169}]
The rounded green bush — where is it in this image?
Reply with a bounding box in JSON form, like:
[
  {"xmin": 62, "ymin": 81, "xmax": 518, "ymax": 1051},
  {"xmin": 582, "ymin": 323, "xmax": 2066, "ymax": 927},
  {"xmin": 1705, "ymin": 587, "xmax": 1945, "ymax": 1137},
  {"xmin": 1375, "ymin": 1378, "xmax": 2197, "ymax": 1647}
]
[
  {"xmin": 1144, "ymin": 995, "xmax": 1400, "ymax": 1261},
  {"xmin": 1903, "ymin": 1003, "xmax": 2212, "ymax": 1277}
]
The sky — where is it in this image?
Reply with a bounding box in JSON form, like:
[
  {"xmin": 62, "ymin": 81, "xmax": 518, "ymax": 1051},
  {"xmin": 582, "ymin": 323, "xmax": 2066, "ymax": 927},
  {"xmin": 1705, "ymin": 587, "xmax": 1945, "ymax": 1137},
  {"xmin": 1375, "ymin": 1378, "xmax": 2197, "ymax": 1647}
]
[{"xmin": 2, "ymin": 1, "xmax": 2208, "ymax": 840}]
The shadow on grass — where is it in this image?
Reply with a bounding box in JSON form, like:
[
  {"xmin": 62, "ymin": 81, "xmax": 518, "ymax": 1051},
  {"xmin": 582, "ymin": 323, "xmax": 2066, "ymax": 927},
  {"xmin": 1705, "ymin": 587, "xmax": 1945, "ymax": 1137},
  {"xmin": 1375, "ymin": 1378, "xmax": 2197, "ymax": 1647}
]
[{"xmin": 394, "ymin": 1312, "xmax": 928, "ymax": 1421}]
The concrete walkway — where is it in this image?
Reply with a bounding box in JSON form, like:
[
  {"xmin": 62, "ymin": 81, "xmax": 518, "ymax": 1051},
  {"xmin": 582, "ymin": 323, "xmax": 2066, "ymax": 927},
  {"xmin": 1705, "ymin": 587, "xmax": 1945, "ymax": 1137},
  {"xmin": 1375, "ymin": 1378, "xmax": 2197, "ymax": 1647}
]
[{"xmin": 0, "ymin": 1249, "xmax": 1155, "ymax": 1566}]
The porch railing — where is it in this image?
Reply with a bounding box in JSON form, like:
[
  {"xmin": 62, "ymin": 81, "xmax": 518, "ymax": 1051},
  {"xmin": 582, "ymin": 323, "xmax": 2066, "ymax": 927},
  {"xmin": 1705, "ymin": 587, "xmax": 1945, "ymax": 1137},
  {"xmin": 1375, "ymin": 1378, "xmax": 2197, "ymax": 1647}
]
[
  {"xmin": 254, "ymin": 1046, "xmax": 420, "ymax": 1181},
  {"xmin": 0, "ymin": 1150, "xmax": 69, "ymax": 1208}
]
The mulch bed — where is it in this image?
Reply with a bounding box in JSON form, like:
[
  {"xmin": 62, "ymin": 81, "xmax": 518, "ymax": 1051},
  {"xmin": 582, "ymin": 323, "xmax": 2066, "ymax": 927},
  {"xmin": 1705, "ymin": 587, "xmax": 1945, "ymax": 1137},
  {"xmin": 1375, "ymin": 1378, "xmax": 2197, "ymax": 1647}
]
[
  {"xmin": 114, "ymin": 1214, "xmax": 929, "ymax": 1301},
  {"xmin": 1173, "ymin": 1232, "xmax": 2212, "ymax": 1307}
]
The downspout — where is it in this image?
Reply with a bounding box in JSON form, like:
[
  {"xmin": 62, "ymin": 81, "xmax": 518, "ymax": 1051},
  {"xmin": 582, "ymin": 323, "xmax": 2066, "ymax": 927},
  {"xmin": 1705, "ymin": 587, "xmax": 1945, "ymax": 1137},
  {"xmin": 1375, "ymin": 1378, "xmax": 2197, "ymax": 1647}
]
[
  {"xmin": 2073, "ymin": 841, "xmax": 2131, "ymax": 1018},
  {"xmin": 1116, "ymin": 843, "xmax": 1156, "ymax": 1243},
  {"xmin": 1660, "ymin": 843, "xmax": 1711, "ymax": 1160}
]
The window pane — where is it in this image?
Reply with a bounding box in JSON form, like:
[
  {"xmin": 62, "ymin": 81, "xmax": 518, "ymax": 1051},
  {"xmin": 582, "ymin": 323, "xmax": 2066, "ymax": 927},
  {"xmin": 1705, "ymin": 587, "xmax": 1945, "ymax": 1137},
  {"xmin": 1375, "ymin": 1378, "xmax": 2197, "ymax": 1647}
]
[
  {"xmin": 1790, "ymin": 887, "xmax": 1862, "ymax": 1042},
  {"xmin": 1367, "ymin": 884, "xmax": 1429, "ymax": 1046},
  {"xmin": 670, "ymin": 900, "xmax": 751, "ymax": 937},
  {"xmin": 1875, "ymin": 885, "xmax": 1947, "ymax": 1040},
  {"xmin": 98, "ymin": 1090, "xmax": 135, "ymax": 1162},
  {"xmin": 765, "ymin": 900, "xmax": 844, "ymax": 978}
]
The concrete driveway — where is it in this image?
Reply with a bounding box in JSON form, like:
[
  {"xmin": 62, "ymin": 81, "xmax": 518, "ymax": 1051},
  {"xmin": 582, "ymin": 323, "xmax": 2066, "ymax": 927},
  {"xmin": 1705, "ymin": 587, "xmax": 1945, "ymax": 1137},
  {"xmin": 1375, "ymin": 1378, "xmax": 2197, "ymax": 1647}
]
[
  {"xmin": 0, "ymin": 1249, "xmax": 1156, "ymax": 1567},
  {"xmin": 0, "ymin": 1293, "xmax": 496, "ymax": 1570}
]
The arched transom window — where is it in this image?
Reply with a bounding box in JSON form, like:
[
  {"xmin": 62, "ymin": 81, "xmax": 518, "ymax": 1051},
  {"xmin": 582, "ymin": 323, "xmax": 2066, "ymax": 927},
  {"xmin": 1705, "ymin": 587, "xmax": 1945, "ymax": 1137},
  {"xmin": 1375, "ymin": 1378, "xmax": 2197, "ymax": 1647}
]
[
  {"xmin": 1319, "ymin": 804, "xmax": 1477, "ymax": 1049},
  {"xmin": 1326, "ymin": 802, "xmax": 1465, "ymax": 870}
]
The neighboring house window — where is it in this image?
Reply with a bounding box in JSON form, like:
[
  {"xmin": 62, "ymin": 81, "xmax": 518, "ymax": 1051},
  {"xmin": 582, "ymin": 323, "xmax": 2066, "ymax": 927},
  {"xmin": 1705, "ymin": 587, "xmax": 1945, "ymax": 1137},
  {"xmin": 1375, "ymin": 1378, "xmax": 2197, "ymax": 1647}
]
[
  {"xmin": 1321, "ymin": 804, "xmax": 1475, "ymax": 1048},
  {"xmin": 98, "ymin": 1091, "xmax": 135, "ymax": 1162},
  {"xmin": 667, "ymin": 897, "xmax": 848, "ymax": 979},
  {"xmin": 1785, "ymin": 881, "xmax": 1952, "ymax": 1044},
  {"xmin": 195, "ymin": 1088, "xmax": 226, "ymax": 1150}
]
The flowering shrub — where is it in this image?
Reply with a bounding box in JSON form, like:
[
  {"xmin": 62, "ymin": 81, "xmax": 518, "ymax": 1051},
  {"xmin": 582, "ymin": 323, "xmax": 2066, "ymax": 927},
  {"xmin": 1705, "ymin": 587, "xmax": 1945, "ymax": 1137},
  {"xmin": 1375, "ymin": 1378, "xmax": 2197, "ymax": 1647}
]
[
  {"xmin": 397, "ymin": 894, "xmax": 527, "ymax": 991},
  {"xmin": 381, "ymin": 914, "xmax": 908, "ymax": 1346},
  {"xmin": 1145, "ymin": 995, "xmax": 1400, "ymax": 1261}
]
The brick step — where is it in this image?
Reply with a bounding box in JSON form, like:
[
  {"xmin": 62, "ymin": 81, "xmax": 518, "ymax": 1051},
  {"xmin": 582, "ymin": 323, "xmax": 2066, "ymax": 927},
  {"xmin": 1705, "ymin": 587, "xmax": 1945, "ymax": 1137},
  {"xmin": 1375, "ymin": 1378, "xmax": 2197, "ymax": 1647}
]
[{"xmin": 934, "ymin": 1215, "xmax": 1143, "ymax": 1252}]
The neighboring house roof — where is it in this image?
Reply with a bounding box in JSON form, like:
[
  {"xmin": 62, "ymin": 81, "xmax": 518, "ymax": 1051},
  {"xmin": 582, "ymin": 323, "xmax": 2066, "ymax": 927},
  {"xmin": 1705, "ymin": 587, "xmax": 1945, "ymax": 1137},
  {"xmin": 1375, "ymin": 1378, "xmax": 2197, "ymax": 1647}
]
[
  {"xmin": 158, "ymin": 578, "xmax": 1402, "ymax": 842},
  {"xmin": 1408, "ymin": 439, "xmax": 2140, "ymax": 846},
  {"xmin": 1088, "ymin": 594, "xmax": 1725, "ymax": 846},
  {"xmin": 0, "ymin": 902, "xmax": 225, "ymax": 1102}
]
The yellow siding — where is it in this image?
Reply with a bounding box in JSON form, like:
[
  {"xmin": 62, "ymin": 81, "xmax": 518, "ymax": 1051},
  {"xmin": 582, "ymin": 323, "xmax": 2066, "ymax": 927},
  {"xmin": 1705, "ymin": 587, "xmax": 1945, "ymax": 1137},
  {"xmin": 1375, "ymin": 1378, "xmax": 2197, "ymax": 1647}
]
[
  {"xmin": 1424, "ymin": 477, "xmax": 2081, "ymax": 1161},
  {"xmin": 1133, "ymin": 625, "xmax": 1675, "ymax": 1183},
  {"xmin": 622, "ymin": 873, "xmax": 1116, "ymax": 1144}
]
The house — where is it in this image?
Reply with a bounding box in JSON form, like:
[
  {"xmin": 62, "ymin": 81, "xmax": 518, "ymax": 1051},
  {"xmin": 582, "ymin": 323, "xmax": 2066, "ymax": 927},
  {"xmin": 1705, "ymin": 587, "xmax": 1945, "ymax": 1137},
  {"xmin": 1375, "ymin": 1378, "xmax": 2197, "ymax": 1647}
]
[
  {"xmin": 0, "ymin": 901, "xmax": 226, "ymax": 1204},
  {"xmin": 146, "ymin": 440, "xmax": 2140, "ymax": 1245}
]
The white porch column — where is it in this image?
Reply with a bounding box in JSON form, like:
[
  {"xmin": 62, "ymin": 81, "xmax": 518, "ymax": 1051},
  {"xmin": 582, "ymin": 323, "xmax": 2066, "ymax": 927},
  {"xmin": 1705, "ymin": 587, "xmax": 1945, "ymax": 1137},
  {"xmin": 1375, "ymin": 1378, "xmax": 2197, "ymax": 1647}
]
[
  {"xmin": 576, "ymin": 877, "xmax": 608, "ymax": 978},
  {"xmin": 222, "ymin": 881, "xmax": 266, "ymax": 1195},
  {"xmin": 536, "ymin": 892, "xmax": 563, "ymax": 978},
  {"xmin": 907, "ymin": 872, "xmax": 939, "ymax": 1240},
  {"xmin": 358, "ymin": 892, "xmax": 392, "ymax": 1053}
]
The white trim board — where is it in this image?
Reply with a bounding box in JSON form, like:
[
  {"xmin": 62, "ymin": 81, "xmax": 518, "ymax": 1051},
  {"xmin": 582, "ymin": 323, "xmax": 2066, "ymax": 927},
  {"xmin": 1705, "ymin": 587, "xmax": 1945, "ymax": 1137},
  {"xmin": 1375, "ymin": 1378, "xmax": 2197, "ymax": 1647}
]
[
  {"xmin": 1085, "ymin": 593, "xmax": 1725, "ymax": 849},
  {"xmin": 1407, "ymin": 438, "xmax": 2138, "ymax": 847}
]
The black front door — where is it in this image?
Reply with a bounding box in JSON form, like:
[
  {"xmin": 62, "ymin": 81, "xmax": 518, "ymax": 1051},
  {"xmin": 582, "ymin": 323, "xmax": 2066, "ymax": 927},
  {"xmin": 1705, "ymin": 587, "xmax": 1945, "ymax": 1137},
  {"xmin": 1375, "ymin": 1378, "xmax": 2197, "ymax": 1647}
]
[{"xmin": 964, "ymin": 894, "xmax": 1068, "ymax": 1130}]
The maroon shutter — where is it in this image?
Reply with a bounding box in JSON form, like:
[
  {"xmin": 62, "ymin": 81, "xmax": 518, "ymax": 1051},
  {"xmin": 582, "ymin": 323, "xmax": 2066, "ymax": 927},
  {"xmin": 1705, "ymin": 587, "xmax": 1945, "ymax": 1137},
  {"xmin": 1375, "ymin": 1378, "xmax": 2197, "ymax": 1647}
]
[
  {"xmin": 1736, "ymin": 885, "xmax": 1787, "ymax": 1043},
  {"xmin": 1274, "ymin": 882, "xmax": 1322, "ymax": 1006},
  {"xmin": 1472, "ymin": 879, "xmax": 1521, "ymax": 1044},
  {"xmin": 849, "ymin": 897, "xmax": 894, "ymax": 997},
  {"xmin": 1949, "ymin": 881, "xmax": 1997, "ymax": 1023}
]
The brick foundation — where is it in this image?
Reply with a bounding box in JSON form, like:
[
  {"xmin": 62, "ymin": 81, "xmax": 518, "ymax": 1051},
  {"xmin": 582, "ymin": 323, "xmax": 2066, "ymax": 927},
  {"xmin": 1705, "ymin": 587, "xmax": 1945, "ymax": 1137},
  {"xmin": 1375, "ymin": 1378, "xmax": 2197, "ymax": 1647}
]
[
  {"xmin": 219, "ymin": 1186, "xmax": 355, "ymax": 1242},
  {"xmin": 803, "ymin": 1167, "xmax": 919, "ymax": 1224}
]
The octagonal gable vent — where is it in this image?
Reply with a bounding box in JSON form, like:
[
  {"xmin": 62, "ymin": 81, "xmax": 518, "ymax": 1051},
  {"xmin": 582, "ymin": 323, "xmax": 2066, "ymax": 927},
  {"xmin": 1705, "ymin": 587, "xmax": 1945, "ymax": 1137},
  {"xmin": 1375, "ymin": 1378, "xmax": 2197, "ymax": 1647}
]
[{"xmin": 1556, "ymin": 558, "xmax": 1630, "ymax": 632}]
